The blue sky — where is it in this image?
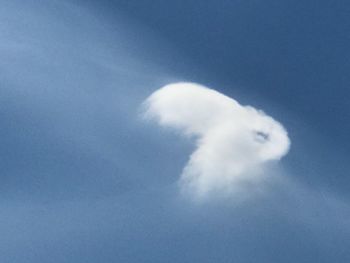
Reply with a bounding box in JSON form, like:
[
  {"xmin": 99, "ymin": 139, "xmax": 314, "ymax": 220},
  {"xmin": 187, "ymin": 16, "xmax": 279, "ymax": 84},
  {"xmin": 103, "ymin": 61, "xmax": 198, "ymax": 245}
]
[{"xmin": 1, "ymin": 0, "xmax": 350, "ymax": 262}]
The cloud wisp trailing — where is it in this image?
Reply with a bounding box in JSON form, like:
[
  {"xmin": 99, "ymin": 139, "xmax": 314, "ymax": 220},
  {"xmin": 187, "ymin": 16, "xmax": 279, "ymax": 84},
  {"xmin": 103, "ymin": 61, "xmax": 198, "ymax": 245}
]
[{"xmin": 144, "ymin": 83, "xmax": 290, "ymax": 200}]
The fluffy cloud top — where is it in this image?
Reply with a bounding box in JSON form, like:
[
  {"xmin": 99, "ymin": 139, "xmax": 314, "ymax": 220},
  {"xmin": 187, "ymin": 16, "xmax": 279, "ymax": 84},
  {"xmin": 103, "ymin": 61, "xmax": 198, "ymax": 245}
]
[{"xmin": 144, "ymin": 83, "xmax": 290, "ymax": 200}]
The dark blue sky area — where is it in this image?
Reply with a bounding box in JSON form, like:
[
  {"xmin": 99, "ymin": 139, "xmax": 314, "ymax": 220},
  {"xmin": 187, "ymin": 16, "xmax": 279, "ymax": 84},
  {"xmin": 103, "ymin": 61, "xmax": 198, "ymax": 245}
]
[{"xmin": 113, "ymin": 0, "xmax": 350, "ymax": 146}]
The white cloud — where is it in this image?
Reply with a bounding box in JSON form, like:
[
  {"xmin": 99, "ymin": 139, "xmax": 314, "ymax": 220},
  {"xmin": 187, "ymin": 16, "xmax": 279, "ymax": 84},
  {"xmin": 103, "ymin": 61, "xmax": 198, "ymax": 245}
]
[{"xmin": 144, "ymin": 83, "xmax": 290, "ymax": 200}]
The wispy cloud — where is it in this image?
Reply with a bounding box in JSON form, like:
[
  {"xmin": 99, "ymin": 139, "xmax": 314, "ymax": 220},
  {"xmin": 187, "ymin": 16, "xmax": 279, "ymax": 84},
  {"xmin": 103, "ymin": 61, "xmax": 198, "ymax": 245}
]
[{"xmin": 144, "ymin": 82, "xmax": 290, "ymax": 200}]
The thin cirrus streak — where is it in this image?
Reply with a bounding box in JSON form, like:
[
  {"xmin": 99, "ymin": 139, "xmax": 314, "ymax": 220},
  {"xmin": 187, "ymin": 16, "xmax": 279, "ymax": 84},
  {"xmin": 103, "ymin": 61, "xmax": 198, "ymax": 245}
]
[{"xmin": 143, "ymin": 82, "xmax": 291, "ymax": 200}]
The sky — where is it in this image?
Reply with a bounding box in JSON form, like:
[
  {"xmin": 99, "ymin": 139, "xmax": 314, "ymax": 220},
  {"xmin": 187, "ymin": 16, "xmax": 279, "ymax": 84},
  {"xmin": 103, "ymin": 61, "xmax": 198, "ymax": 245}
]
[{"xmin": 0, "ymin": 0, "xmax": 350, "ymax": 262}]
